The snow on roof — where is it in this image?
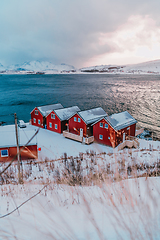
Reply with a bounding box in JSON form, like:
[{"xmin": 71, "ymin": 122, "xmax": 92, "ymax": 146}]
[
  {"xmin": 0, "ymin": 125, "xmax": 37, "ymax": 148},
  {"xmin": 37, "ymin": 103, "xmax": 63, "ymax": 116},
  {"xmin": 106, "ymin": 111, "xmax": 137, "ymax": 131},
  {"xmin": 78, "ymin": 107, "xmax": 107, "ymax": 125},
  {"xmin": 54, "ymin": 106, "xmax": 80, "ymax": 121}
]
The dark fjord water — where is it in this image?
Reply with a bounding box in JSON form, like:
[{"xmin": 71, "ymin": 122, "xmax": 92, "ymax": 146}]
[{"xmin": 0, "ymin": 74, "xmax": 160, "ymax": 139}]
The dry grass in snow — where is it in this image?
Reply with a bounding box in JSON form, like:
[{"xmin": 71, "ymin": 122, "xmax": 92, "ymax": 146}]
[{"xmin": 0, "ymin": 177, "xmax": 160, "ymax": 240}]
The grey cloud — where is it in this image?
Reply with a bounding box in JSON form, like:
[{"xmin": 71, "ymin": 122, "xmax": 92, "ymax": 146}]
[{"xmin": 0, "ymin": 0, "xmax": 160, "ymax": 67}]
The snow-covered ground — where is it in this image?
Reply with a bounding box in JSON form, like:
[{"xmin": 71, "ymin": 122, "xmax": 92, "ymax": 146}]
[
  {"xmin": 0, "ymin": 124, "xmax": 160, "ymax": 239},
  {"xmin": 1, "ymin": 123, "xmax": 160, "ymax": 163},
  {"xmin": 0, "ymin": 177, "xmax": 160, "ymax": 239}
]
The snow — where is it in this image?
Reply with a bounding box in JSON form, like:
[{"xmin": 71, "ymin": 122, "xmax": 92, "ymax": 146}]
[
  {"xmin": 1, "ymin": 59, "xmax": 160, "ymax": 74},
  {"xmin": 54, "ymin": 106, "xmax": 80, "ymax": 121},
  {"xmin": 0, "ymin": 124, "xmax": 160, "ymax": 239},
  {"xmin": 0, "ymin": 125, "xmax": 37, "ymax": 147},
  {"xmin": 78, "ymin": 107, "xmax": 107, "ymax": 125},
  {"xmin": 106, "ymin": 111, "xmax": 137, "ymax": 131},
  {"xmin": 3, "ymin": 61, "xmax": 76, "ymax": 74},
  {"xmin": 37, "ymin": 103, "xmax": 63, "ymax": 117},
  {"xmin": 80, "ymin": 59, "xmax": 160, "ymax": 74},
  {"xmin": 0, "ymin": 178, "xmax": 160, "ymax": 239}
]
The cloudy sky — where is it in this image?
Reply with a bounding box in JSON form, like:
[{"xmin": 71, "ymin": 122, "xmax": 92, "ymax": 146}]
[{"xmin": 1, "ymin": 0, "xmax": 160, "ymax": 68}]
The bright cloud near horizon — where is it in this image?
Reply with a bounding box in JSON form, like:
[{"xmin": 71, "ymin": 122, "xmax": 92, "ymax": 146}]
[{"xmin": 1, "ymin": 0, "xmax": 160, "ymax": 68}]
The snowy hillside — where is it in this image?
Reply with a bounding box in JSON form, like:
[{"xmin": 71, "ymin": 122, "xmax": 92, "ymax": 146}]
[
  {"xmin": 124, "ymin": 59, "xmax": 160, "ymax": 74},
  {"xmin": 0, "ymin": 63, "xmax": 5, "ymax": 71},
  {"xmin": 2, "ymin": 61, "xmax": 76, "ymax": 74},
  {"xmin": 1, "ymin": 59, "xmax": 160, "ymax": 74},
  {"xmin": 80, "ymin": 59, "xmax": 160, "ymax": 74},
  {"xmin": 80, "ymin": 64, "xmax": 123, "ymax": 73}
]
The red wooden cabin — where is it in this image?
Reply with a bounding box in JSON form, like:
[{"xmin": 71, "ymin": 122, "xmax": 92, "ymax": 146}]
[
  {"xmin": 68, "ymin": 107, "xmax": 107, "ymax": 137},
  {"xmin": 46, "ymin": 106, "xmax": 80, "ymax": 133},
  {"xmin": 92, "ymin": 111, "xmax": 137, "ymax": 147},
  {"xmin": 0, "ymin": 125, "xmax": 38, "ymax": 162},
  {"xmin": 30, "ymin": 103, "xmax": 63, "ymax": 128}
]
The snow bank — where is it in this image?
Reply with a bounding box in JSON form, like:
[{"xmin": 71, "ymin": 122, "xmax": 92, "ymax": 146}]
[{"xmin": 0, "ymin": 177, "xmax": 160, "ymax": 239}]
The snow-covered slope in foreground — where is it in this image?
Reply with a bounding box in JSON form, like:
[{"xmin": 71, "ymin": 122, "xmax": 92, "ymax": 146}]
[
  {"xmin": 0, "ymin": 177, "xmax": 160, "ymax": 239},
  {"xmin": 0, "ymin": 124, "xmax": 160, "ymax": 239}
]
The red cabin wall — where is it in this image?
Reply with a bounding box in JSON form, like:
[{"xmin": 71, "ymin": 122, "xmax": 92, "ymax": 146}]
[
  {"xmin": 93, "ymin": 119, "xmax": 115, "ymax": 147},
  {"xmin": 93, "ymin": 120, "xmax": 136, "ymax": 147},
  {"xmin": 68, "ymin": 114, "xmax": 87, "ymax": 136},
  {"xmin": 114, "ymin": 123, "xmax": 136, "ymax": 146},
  {"xmin": 46, "ymin": 111, "xmax": 62, "ymax": 133},
  {"xmin": 0, "ymin": 145, "xmax": 38, "ymax": 162},
  {"xmin": 31, "ymin": 107, "xmax": 44, "ymax": 128}
]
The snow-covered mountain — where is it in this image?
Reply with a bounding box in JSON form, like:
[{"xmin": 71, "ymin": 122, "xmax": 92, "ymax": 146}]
[
  {"xmin": 1, "ymin": 59, "xmax": 160, "ymax": 74},
  {"xmin": 0, "ymin": 63, "xmax": 5, "ymax": 71},
  {"xmin": 2, "ymin": 61, "xmax": 76, "ymax": 74},
  {"xmin": 80, "ymin": 64, "xmax": 124, "ymax": 73},
  {"xmin": 80, "ymin": 59, "xmax": 160, "ymax": 74},
  {"xmin": 124, "ymin": 59, "xmax": 160, "ymax": 74}
]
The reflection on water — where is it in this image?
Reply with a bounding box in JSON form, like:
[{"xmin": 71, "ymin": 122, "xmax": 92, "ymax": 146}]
[{"xmin": 0, "ymin": 74, "xmax": 159, "ymax": 139}]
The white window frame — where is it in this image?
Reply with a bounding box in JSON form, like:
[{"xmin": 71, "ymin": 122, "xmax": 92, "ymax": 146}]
[
  {"xmin": 51, "ymin": 113, "xmax": 55, "ymax": 119},
  {"xmin": 99, "ymin": 134, "xmax": 103, "ymax": 140},
  {"xmin": 33, "ymin": 118, "xmax": 36, "ymax": 123},
  {"xmin": 1, "ymin": 149, "xmax": 8, "ymax": 157},
  {"xmin": 55, "ymin": 124, "xmax": 58, "ymax": 130},
  {"xmin": 74, "ymin": 117, "xmax": 77, "ymax": 122},
  {"xmin": 49, "ymin": 122, "xmax": 52, "ymax": 128},
  {"xmin": 78, "ymin": 118, "xmax": 81, "ymax": 123},
  {"xmin": 35, "ymin": 110, "xmax": 38, "ymax": 115},
  {"xmin": 100, "ymin": 122, "xmax": 103, "ymax": 128},
  {"xmin": 105, "ymin": 123, "xmax": 108, "ymax": 129},
  {"xmin": 38, "ymin": 119, "xmax": 41, "ymax": 125}
]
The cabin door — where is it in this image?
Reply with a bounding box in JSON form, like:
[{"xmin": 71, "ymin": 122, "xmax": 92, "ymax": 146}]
[
  {"xmin": 80, "ymin": 128, "xmax": 83, "ymax": 137},
  {"xmin": 123, "ymin": 132, "xmax": 125, "ymax": 142}
]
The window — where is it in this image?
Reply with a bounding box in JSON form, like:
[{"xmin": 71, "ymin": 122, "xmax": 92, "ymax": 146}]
[
  {"xmin": 35, "ymin": 110, "xmax": 38, "ymax": 115},
  {"xmin": 38, "ymin": 119, "xmax": 41, "ymax": 125},
  {"xmin": 33, "ymin": 118, "xmax": 36, "ymax": 123},
  {"xmin": 108, "ymin": 137, "xmax": 110, "ymax": 140},
  {"xmin": 100, "ymin": 122, "xmax": 103, "ymax": 128},
  {"xmin": 99, "ymin": 134, "xmax": 103, "ymax": 140},
  {"xmin": 55, "ymin": 124, "xmax": 58, "ymax": 129},
  {"xmin": 127, "ymin": 127, "xmax": 130, "ymax": 130},
  {"xmin": 74, "ymin": 117, "xmax": 77, "ymax": 122},
  {"xmin": 78, "ymin": 118, "xmax": 81, "ymax": 123},
  {"xmin": 105, "ymin": 123, "xmax": 108, "ymax": 129},
  {"xmin": 51, "ymin": 113, "xmax": 55, "ymax": 119},
  {"xmin": 49, "ymin": 122, "xmax": 52, "ymax": 128},
  {"xmin": 1, "ymin": 149, "xmax": 8, "ymax": 157}
]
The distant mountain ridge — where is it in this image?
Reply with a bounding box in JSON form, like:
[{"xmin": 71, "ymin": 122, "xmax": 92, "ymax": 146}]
[
  {"xmin": 0, "ymin": 61, "xmax": 76, "ymax": 74},
  {"xmin": 0, "ymin": 59, "xmax": 160, "ymax": 74},
  {"xmin": 80, "ymin": 59, "xmax": 160, "ymax": 74}
]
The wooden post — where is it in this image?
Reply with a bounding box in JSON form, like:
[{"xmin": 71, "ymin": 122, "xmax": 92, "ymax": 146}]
[{"xmin": 14, "ymin": 113, "xmax": 23, "ymax": 184}]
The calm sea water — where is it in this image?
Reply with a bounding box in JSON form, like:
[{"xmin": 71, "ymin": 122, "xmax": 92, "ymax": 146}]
[{"xmin": 0, "ymin": 74, "xmax": 160, "ymax": 139}]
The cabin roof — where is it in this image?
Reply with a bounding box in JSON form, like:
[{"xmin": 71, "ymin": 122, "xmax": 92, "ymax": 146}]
[
  {"xmin": 78, "ymin": 107, "xmax": 107, "ymax": 125},
  {"xmin": 105, "ymin": 111, "xmax": 137, "ymax": 131},
  {"xmin": 0, "ymin": 125, "xmax": 37, "ymax": 148},
  {"xmin": 37, "ymin": 103, "xmax": 63, "ymax": 116},
  {"xmin": 54, "ymin": 106, "xmax": 80, "ymax": 121}
]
